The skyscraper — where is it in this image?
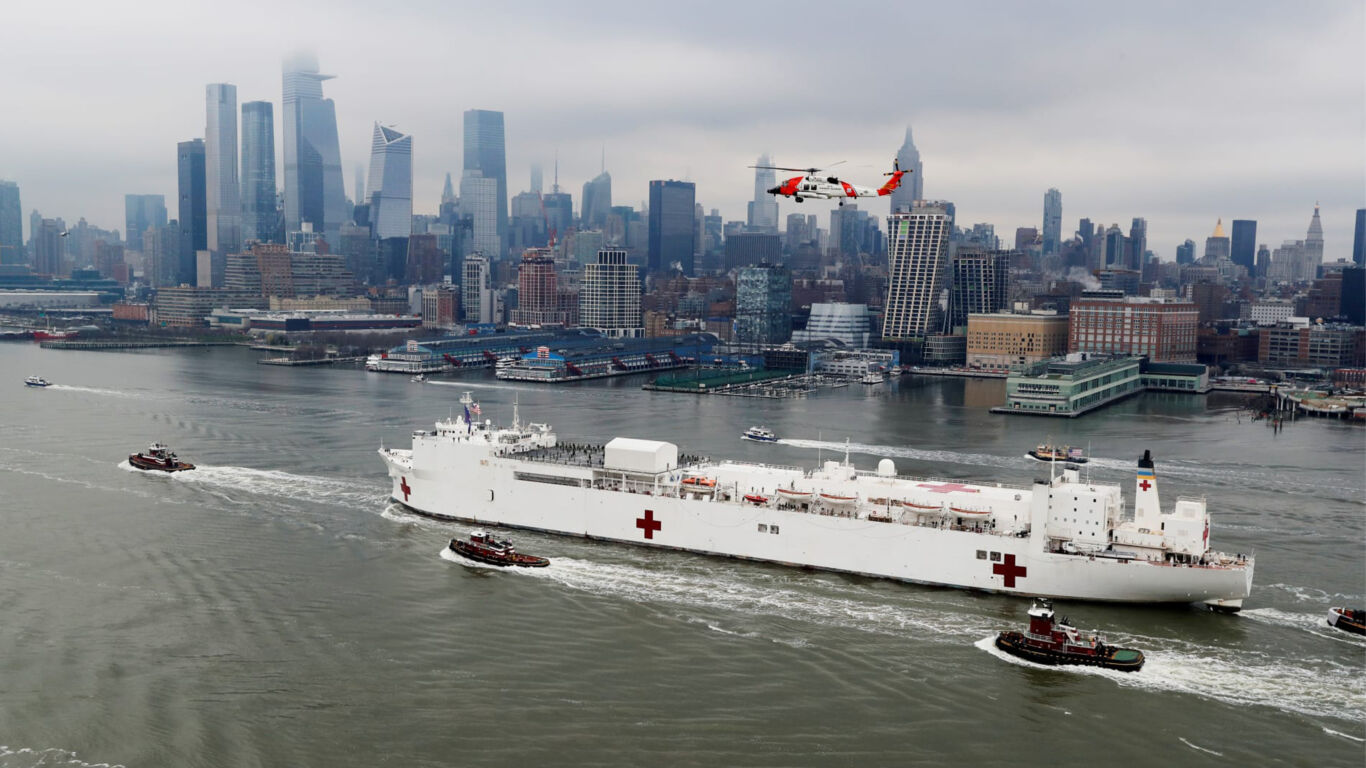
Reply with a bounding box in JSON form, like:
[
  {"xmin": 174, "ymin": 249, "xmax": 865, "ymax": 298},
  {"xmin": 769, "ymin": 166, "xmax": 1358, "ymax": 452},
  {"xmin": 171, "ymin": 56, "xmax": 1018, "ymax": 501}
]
[
  {"xmin": 1042, "ymin": 188, "xmax": 1062, "ymax": 258},
  {"xmin": 1176, "ymin": 239, "xmax": 1196, "ymax": 265},
  {"xmin": 735, "ymin": 263, "xmax": 792, "ymax": 346},
  {"xmin": 366, "ymin": 123, "xmax": 413, "ymax": 240},
  {"xmin": 1228, "ymin": 219, "xmax": 1256, "ymax": 273},
  {"xmin": 462, "ymin": 254, "xmax": 492, "ymax": 323},
  {"xmin": 581, "ymin": 172, "xmax": 612, "ymax": 231},
  {"xmin": 205, "ymin": 83, "xmax": 241, "ymax": 254},
  {"xmin": 441, "ymin": 173, "xmax": 456, "ymax": 206},
  {"xmin": 282, "ymin": 52, "xmax": 347, "ymax": 245},
  {"xmin": 1304, "ymin": 204, "xmax": 1324, "ymax": 269},
  {"xmin": 747, "ymin": 155, "xmax": 779, "ymax": 233},
  {"xmin": 579, "ymin": 248, "xmax": 642, "ymax": 338},
  {"xmin": 0, "ymin": 180, "xmax": 20, "ymax": 265},
  {"xmin": 882, "ymin": 202, "xmax": 951, "ymax": 350},
  {"xmin": 889, "ymin": 126, "xmax": 924, "ymax": 213},
  {"xmin": 1128, "ymin": 217, "xmax": 1148, "ymax": 271},
  {"xmin": 241, "ymin": 101, "xmax": 277, "ymax": 244},
  {"xmin": 1204, "ymin": 219, "xmax": 1230, "ymax": 262},
  {"xmin": 1354, "ymin": 209, "xmax": 1366, "ymax": 266},
  {"xmin": 177, "ymin": 139, "xmax": 207, "ymax": 285},
  {"xmin": 647, "ymin": 180, "xmax": 696, "ymax": 275},
  {"xmin": 462, "ymin": 109, "xmax": 507, "ymax": 256},
  {"xmin": 948, "ymin": 248, "xmax": 1010, "ymax": 331},
  {"xmin": 460, "ymin": 171, "xmax": 500, "ymax": 258},
  {"xmin": 124, "ymin": 195, "xmax": 167, "ymax": 253},
  {"xmin": 33, "ymin": 218, "xmax": 65, "ymax": 276}
]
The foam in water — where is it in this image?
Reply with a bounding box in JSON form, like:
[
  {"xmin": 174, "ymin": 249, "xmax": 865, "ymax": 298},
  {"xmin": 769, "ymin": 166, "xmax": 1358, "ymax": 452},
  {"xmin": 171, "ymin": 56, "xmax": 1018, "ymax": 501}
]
[
  {"xmin": 0, "ymin": 745, "xmax": 124, "ymax": 768},
  {"xmin": 1177, "ymin": 737, "xmax": 1224, "ymax": 757},
  {"xmin": 169, "ymin": 464, "xmax": 385, "ymax": 507}
]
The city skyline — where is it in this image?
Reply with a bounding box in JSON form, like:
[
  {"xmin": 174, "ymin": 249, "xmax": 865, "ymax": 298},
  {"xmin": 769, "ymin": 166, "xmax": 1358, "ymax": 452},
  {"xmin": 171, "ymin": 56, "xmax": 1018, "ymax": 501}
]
[{"xmin": 0, "ymin": 0, "xmax": 1361, "ymax": 261}]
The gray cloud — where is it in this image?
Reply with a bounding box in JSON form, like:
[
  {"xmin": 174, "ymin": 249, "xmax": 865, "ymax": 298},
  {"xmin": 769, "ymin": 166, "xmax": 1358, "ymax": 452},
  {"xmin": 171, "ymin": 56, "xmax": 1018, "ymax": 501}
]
[{"xmin": 0, "ymin": 0, "xmax": 1360, "ymax": 261}]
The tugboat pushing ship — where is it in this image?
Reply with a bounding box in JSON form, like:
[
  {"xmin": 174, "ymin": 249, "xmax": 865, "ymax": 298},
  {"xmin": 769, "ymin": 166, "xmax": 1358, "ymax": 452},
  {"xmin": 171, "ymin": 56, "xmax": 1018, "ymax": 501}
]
[{"xmin": 381, "ymin": 402, "xmax": 1253, "ymax": 609}]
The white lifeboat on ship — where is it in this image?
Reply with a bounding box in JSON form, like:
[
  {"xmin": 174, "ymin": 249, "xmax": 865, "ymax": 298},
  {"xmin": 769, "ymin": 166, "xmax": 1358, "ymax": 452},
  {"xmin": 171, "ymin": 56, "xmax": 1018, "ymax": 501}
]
[
  {"xmin": 901, "ymin": 499, "xmax": 942, "ymax": 511},
  {"xmin": 950, "ymin": 505, "xmax": 991, "ymax": 517},
  {"xmin": 820, "ymin": 493, "xmax": 857, "ymax": 506},
  {"xmin": 777, "ymin": 487, "xmax": 814, "ymax": 501}
]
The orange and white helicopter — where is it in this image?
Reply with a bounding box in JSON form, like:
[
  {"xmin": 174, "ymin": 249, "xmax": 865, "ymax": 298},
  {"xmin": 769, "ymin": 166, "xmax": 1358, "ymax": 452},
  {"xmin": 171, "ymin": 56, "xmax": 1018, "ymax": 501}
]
[{"xmin": 755, "ymin": 159, "xmax": 908, "ymax": 205}]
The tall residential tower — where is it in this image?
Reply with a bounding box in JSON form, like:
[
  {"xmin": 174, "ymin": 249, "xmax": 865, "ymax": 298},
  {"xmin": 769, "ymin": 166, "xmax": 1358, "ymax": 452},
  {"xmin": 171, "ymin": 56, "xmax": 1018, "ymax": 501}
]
[{"xmin": 462, "ymin": 110, "xmax": 507, "ymax": 256}]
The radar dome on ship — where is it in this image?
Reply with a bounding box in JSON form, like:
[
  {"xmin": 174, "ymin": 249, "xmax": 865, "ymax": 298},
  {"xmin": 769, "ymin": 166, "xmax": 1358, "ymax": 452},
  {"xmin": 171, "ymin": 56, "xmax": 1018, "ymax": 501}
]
[{"xmin": 877, "ymin": 459, "xmax": 897, "ymax": 477}]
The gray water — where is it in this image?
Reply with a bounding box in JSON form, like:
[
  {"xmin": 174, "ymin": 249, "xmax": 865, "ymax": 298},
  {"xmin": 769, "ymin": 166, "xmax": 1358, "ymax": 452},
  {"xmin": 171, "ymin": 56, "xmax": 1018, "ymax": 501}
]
[{"xmin": 0, "ymin": 344, "xmax": 1362, "ymax": 767}]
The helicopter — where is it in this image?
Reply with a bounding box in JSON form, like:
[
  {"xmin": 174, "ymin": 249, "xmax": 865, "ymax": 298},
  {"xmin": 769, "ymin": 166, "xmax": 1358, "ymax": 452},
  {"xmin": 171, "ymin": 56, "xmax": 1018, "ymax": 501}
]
[{"xmin": 753, "ymin": 159, "xmax": 908, "ymax": 205}]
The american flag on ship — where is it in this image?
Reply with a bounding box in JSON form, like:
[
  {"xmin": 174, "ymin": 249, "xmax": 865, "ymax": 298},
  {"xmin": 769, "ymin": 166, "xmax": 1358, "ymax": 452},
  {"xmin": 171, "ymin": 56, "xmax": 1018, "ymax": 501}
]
[
  {"xmin": 469, "ymin": 403, "xmax": 481, "ymax": 416},
  {"xmin": 1068, "ymin": 447, "xmax": 1084, "ymax": 458}
]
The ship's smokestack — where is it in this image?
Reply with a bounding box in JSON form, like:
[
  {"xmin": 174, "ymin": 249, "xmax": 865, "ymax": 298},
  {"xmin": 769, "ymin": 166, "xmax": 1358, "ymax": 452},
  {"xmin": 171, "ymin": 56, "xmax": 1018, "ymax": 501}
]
[{"xmin": 1134, "ymin": 449, "xmax": 1160, "ymax": 528}]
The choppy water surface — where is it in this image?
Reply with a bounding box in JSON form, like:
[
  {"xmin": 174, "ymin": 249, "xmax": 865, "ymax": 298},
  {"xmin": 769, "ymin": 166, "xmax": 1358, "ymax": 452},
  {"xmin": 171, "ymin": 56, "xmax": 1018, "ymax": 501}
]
[{"xmin": 0, "ymin": 345, "xmax": 1362, "ymax": 766}]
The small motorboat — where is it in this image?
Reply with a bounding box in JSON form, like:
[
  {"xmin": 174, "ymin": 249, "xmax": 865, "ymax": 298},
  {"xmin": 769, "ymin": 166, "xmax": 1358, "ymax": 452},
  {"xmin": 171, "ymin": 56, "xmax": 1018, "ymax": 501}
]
[
  {"xmin": 24, "ymin": 376, "xmax": 51, "ymax": 387},
  {"xmin": 1027, "ymin": 444, "xmax": 1088, "ymax": 464},
  {"xmin": 1327, "ymin": 607, "xmax": 1365, "ymax": 636},
  {"xmin": 995, "ymin": 599, "xmax": 1144, "ymax": 672},
  {"xmin": 128, "ymin": 443, "xmax": 196, "ymax": 472},
  {"xmin": 741, "ymin": 426, "xmax": 778, "ymax": 443},
  {"xmin": 448, "ymin": 530, "xmax": 549, "ymax": 568},
  {"xmin": 860, "ymin": 371, "xmax": 885, "ymax": 385}
]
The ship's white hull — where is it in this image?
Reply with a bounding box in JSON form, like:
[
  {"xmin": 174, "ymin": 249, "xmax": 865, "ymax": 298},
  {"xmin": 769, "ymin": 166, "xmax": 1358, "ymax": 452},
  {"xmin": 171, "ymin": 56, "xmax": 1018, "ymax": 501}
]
[{"xmin": 382, "ymin": 450, "xmax": 1251, "ymax": 608}]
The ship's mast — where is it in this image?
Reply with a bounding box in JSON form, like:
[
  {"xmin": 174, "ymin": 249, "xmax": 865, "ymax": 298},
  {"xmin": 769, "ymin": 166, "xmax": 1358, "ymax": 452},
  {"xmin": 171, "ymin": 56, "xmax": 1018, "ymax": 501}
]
[{"xmin": 513, "ymin": 394, "xmax": 520, "ymax": 430}]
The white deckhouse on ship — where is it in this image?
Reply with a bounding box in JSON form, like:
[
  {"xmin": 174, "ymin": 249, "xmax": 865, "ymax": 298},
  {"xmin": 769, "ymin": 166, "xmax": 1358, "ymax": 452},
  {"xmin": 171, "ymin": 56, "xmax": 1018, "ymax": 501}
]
[{"xmin": 381, "ymin": 403, "xmax": 1253, "ymax": 609}]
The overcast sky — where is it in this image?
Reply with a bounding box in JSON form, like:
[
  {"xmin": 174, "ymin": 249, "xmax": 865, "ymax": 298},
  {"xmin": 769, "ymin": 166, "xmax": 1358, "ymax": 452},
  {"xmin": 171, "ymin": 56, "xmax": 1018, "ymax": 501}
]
[{"xmin": 2, "ymin": 0, "xmax": 1362, "ymax": 261}]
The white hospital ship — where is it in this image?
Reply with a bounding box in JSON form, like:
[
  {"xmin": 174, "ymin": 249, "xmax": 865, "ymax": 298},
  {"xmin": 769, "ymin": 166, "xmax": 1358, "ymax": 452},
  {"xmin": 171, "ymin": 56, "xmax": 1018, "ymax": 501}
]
[{"xmin": 381, "ymin": 404, "xmax": 1253, "ymax": 609}]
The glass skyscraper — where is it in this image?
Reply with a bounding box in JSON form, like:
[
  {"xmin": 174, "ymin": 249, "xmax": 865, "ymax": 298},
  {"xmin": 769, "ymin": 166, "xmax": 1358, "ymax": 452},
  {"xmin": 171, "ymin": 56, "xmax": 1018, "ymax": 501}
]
[
  {"xmin": 176, "ymin": 139, "xmax": 207, "ymax": 285},
  {"xmin": 366, "ymin": 123, "xmax": 413, "ymax": 240},
  {"xmin": 282, "ymin": 53, "xmax": 347, "ymax": 246},
  {"xmin": 462, "ymin": 110, "xmax": 507, "ymax": 256},
  {"xmin": 1042, "ymin": 188, "xmax": 1062, "ymax": 257},
  {"xmin": 735, "ymin": 263, "xmax": 792, "ymax": 345},
  {"xmin": 1230, "ymin": 219, "xmax": 1257, "ymax": 273},
  {"xmin": 205, "ymin": 83, "xmax": 241, "ymax": 254},
  {"xmin": 647, "ymin": 180, "xmax": 696, "ymax": 275},
  {"xmin": 241, "ymin": 101, "xmax": 277, "ymax": 244}
]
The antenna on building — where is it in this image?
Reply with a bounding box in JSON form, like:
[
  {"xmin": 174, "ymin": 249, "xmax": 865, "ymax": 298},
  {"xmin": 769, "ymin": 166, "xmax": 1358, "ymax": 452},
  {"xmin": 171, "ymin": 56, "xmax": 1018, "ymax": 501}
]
[
  {"xmin": 553, "ymin": 151, "xmax": 560, "ymax": 194},
  {"xmin": 601, "ymin": 145, "xmax": 605, "ymax": 174}
]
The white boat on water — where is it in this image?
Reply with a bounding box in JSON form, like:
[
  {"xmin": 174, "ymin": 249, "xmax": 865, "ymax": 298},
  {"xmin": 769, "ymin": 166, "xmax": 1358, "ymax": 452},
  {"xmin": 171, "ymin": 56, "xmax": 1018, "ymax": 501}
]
[
  {"xmin": 24, "ymin": 376, "xmax": 50, "ymax": 387},
  {"xmin": 861, "ymin": 371, "xmax": 886, "ymax": 385},
  {"xmin": 380, "ymin": 403, "xmax": 1254, "ymax": 609},
  {"xmin": 742, "ymin": 426, "xmax": 778, "ymax": 442}
]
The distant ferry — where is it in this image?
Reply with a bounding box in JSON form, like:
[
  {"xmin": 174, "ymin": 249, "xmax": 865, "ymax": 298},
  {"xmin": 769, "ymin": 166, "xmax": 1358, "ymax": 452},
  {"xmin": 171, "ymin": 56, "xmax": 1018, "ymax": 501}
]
[
  {"xmin": 380, "ymin": 404, "xmax": 1254, "ymax": 609},
  {"xmin": 742, "ymin": 426, "xmax": 778, "ymax": 443}
]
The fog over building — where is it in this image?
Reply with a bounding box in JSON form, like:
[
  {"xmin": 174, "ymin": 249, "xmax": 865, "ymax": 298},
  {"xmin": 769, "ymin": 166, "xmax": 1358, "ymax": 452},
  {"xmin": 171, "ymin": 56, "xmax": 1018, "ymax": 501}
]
[
  {"xmin": 124, "ymin": 194, "xmax": 167, "ymax": 254},
  {"xmin": 0, "ymin": 180, "xmax": 21, "ymax": 264},
  {"xmin": 282, "ymin": 52, "xmax": 347, "ymax": 246},
  {"xmin": 176, "ymin": 138, "xmax": 207, "ymax": 285}
]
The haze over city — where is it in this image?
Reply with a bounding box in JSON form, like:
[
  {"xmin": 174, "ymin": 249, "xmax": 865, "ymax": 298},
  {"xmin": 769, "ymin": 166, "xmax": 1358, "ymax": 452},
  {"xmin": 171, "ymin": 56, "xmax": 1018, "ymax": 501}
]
[{"xmin": 2, "ymin": 0, "xmax": 1362, "ymax": 260}]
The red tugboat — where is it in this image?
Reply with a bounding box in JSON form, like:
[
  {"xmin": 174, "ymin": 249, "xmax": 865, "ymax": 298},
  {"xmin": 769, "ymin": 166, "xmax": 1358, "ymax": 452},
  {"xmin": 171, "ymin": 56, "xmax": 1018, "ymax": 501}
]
[
  {"xmin": 1327, "ymin": 607, "xmax": 1365, "ymax": 636},
  {"xmin": 128, "ymin": 443, "xmax": 196, "ymax": 472},
  {"xmin": 995, "ymin": 599, "xmax": 1145, "ymax": 672},
  {"xmin": 448, "ymin": 531, "xmax": 550, "ymax": 568}
]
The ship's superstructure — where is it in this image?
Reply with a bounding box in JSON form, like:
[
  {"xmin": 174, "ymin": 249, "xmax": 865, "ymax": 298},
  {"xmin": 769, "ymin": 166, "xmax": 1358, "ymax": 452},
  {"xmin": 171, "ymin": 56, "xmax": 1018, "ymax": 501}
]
[{"xmin": 380, "ymin": 406, "xmax": 1253, "ymax": 608}]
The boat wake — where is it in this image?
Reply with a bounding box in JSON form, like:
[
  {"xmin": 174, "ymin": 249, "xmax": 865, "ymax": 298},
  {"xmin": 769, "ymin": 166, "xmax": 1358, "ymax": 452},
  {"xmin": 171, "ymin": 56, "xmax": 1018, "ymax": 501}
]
[
  {"xmin": 166, "ymin": 465, "xmax": 386, "ymax": 508},
  {"xmin": 1241, "ymin": 607, "xmax": 1366, "ymax": 645},
  {"xmin": 46, "ymin": 384, "xmax": 141, "ymax": 399},
  {"xmin": 0, "ymin": 744, "xmax": 124, "ymax": 768}
]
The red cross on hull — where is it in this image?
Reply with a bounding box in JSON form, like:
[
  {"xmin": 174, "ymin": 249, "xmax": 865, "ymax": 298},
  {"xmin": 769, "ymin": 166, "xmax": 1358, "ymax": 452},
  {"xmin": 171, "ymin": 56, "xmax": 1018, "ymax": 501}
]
[
  {"xmin": 992, "ymin": 554, "xmax": 1028, "ymax": 588},
  {"xmin": 636, "ymin": 509, "xmax": 662, "ymax": 539},
  {"xmin": 399, "ymin": 476, "xmax": 411, "ymax": 501}
]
